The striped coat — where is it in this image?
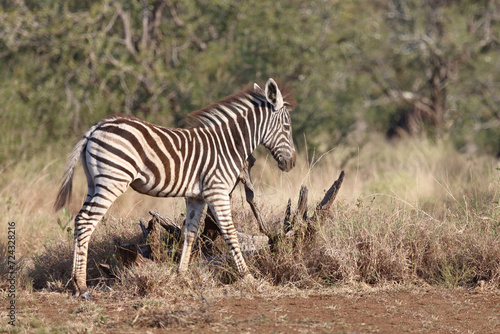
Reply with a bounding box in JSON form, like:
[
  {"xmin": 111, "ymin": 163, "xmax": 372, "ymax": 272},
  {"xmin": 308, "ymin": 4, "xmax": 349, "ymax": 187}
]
[{"xmin": 55, "ymin": 78, "xmax": 296, "ymax": 297}]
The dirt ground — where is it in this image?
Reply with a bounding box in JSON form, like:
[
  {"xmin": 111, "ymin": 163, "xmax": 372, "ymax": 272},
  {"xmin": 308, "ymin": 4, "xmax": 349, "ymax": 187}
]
[{"xmin": 7, "ymin": 286, "xmax": 500, "ymax": 333}]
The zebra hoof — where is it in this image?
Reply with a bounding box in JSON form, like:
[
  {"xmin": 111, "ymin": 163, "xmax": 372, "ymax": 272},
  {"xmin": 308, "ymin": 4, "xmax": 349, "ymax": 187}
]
[
  {"xmin": 73, "ymin": 290, "xmax": 92, "ymax": 301},
  {"xmin": 80, "ymin": 290, "xmax": 92, "ymax": 301}
]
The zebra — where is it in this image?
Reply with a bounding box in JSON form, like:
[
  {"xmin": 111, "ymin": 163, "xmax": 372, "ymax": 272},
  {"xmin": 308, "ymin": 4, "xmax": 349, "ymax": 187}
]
[{"xmin": 54, "ymin": 78, "xmax": 296, "ymax": 297}]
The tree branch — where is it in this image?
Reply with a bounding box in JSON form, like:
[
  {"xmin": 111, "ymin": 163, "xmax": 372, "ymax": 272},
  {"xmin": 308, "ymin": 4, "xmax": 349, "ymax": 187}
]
[{"xmin": 115, "ymin": 2, "xmax": 138, "ymax": 58}]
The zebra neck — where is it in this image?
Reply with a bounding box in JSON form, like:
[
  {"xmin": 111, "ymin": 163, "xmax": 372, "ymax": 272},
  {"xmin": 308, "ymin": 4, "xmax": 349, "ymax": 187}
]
[{"xmin": 202, "ymin": 106, "xmax": 263, "ymax": 177}]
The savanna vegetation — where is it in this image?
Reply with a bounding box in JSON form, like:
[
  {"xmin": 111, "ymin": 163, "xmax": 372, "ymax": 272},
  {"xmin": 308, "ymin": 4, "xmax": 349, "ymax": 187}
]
[
  {"xmin": 1, "ymin": 0, "xmax": 500, "ymax": 161},
  {"xmin": 0, "ymin": 0, "xmax": 499, "ymax": 332}
]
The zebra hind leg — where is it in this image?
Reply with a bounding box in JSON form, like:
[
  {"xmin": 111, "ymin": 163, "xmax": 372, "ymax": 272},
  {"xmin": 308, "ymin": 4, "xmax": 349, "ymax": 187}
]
[
  {"xmin": 71, "ymin": 187, "xmax": 124, "ymax": 298},
  {"xmin": 178, "ymin": 198, "xmax": 206, "ymax": 274}
]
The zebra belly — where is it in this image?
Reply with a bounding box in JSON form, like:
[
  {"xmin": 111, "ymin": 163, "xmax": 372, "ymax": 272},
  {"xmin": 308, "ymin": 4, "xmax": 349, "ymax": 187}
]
[{"xmin": 130, "ymin": 174, "xmax": 201, "ymax": 199}]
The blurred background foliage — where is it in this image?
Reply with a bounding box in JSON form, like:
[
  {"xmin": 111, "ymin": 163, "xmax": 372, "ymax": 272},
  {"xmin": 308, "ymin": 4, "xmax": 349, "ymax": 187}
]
[{"xmin": 1, "ymin": 0, "xmax": 500, "ymax": 163}]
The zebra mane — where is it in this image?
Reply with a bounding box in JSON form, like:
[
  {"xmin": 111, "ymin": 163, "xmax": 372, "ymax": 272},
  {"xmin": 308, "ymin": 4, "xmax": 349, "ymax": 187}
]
[{"xmin": 188, "ymin": 85, "xmax": 266, "ymax": 128}]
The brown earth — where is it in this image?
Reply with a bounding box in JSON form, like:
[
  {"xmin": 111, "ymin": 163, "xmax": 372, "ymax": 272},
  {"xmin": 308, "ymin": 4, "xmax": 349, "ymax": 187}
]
[{"xmin": 9, "ymin": 287, "xmax": 500, "ymax": 333}]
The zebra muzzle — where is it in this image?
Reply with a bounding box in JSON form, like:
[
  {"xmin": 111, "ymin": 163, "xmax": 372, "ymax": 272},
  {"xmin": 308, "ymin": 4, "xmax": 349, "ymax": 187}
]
[{"xmin": 278, "ymin": 153, "xmax": 296, "ymax": 172}]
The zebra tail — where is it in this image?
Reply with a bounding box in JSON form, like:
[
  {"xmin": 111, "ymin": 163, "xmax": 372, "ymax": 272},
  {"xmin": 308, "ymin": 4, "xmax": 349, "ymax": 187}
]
[{"xmin": 54, "ymin": 123, "xmax": 99, "ymax": 212}]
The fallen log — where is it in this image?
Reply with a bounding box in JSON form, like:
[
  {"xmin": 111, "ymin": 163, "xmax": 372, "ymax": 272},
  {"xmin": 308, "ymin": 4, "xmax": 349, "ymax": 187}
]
[{"xmin": 115, "ymin": 243, "xmax": 149, "ymax": 267}]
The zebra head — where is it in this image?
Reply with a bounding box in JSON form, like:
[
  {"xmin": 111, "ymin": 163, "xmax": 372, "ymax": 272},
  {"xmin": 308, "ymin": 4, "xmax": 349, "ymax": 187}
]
[{"xmin": 256, "ymin": 78, "xmax": 296, "ymax": 172}]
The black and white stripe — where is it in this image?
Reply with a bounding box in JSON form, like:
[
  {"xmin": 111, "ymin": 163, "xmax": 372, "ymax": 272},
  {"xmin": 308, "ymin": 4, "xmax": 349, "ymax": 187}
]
[{"xmin": 54, "ymin": 78, "xmax": 296, "ymax": 296}]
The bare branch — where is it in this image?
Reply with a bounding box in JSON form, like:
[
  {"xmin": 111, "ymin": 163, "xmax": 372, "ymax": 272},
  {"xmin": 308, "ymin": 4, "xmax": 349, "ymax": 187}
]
[
  {"xmin": 140, "ymin": 0, "xmax": 149, "ymax": 51},
  {"xmin": 236, "ymin": 155, "xmax": 271, "ymax": 236},
  {"xmin": 164, "ymin": 0, "xmax": 185, "ymax": 27},
  {"xmin": 115, "ymin": 3, "xmax": 138, "ymax": 58},
  {"xmin": 153, "ymin": 1, "xmax": 167, "ymax": 42}
]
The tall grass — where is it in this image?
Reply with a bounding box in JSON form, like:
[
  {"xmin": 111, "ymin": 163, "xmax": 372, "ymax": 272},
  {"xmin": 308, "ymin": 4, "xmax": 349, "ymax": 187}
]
[
  {"xmin": 252, "ymin": 202, "xmax": 500, "ymax": 288},
  {"xmin": 1, "ymin": 135, "xmax": 498, "ymax": 293}
]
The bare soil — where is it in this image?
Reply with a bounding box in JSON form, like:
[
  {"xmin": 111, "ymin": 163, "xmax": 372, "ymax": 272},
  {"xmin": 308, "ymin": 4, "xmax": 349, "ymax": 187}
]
[{"xmin": 10, "ymin": 287, "xmax": 500, "ymax": 333}]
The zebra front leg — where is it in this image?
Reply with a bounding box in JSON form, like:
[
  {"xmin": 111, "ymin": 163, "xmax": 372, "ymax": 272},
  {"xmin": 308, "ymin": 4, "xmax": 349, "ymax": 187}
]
[
  {"xmin": 178, "ymin": 198, "xmax": 206, "ymax": 274},
  {"xmin": 207, "ymin": 196, "xmax": 251, "ymax": 278}
]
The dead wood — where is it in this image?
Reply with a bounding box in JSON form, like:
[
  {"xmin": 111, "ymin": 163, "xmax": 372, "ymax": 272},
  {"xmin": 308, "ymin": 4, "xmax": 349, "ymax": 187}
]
[
  {"xmin": 235, "ymin": 155, "xmax": 271, "ymax": 236},
  {"xmin": 316, "ymin": 170, "xmax": 345, "ymax": 213},
  {"xmin": 149, "ymin": 210, "xmax": 181, "ymax": 242},
  {"xmin": 295, "ymin": 185, "xmax": 309, "ymax": 222},
  {"xmin": 268, "ymin": 170, "xmax": 345, "ymax": 248},
  {"xmin": 147, "ymin": 213, "xmax": 162, "ymax": 261},
  {"xmin": 115, "ymin": 243, "xmax": 149, "ymax": 267},
  {"xmin": 98, "ymin": 263, "xmax": 117, "ymax": 278}
]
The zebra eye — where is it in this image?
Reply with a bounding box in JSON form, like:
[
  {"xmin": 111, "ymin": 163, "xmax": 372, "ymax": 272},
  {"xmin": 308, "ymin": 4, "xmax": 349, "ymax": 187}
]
[{"xmin": 283, "ymin": 124, "xmax": 290, "ymax": 131}]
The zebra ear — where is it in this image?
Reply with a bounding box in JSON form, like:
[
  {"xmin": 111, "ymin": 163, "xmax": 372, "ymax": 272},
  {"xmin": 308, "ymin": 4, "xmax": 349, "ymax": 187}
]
[
  {"xmin": 253, "ymin": 83, "xmax": 264, "ymax": 95},
  {"xmin": 265, "ymin": 78, "xmax": 284, "ymax": 110}
]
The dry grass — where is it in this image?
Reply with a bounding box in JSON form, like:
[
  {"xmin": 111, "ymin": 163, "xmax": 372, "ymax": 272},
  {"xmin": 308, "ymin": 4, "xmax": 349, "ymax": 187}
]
[{"xmin": 0, "ymin": 135, "xmax": 499, "ymax": 299}]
